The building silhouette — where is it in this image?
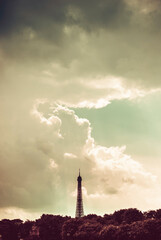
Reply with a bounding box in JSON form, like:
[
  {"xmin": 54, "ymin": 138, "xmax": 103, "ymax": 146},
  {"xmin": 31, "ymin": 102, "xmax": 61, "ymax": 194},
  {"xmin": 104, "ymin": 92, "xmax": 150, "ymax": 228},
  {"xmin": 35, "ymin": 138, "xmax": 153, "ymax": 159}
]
[{"xmin": 75, "ymin": 169, "xmax": 84, "ymax": 218}]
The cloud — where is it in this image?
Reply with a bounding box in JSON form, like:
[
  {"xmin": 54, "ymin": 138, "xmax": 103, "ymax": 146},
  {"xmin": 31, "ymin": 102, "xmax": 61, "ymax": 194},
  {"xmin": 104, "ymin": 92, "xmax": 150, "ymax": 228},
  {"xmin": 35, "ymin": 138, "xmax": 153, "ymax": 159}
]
[
  {"xmin": 1, "ymin": 0, "xmax": 161, "ymax": 109},
  {"xmin": 84, "ymin": 144, "xmax": 156, "ymax": 193},
  {"xmin": 0, "ymin": 100, "xmax": 158, "ymax": 218},
  {"xmin": 0, "ymin": 0, "xmax": 161, "ymax": 219},
  {"xmin": 64, "ymin": 153, "xmax": 77, "ymax": 159},
  {"xmin": 0, "ymin": 0, "xmax": 130, "ymax": 36},
  {"xmin": 49, "ymin": 159, "xmax": 58, "ymax": 169},
  {"xmin": 32, "ymin": 101, "xmax": 161, "ymax": 213},
  {"xmin": 0, "ymin": 207, "xmax": 41, "ymax": 221}
]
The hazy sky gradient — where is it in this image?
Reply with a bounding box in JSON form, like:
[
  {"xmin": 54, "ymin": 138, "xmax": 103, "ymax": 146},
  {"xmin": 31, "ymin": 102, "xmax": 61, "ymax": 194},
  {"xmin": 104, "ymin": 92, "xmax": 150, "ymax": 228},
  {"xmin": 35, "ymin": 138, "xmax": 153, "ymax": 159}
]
[{"xmin": 1, "ymin": 0, "xmax": 161, "ymax": 220}]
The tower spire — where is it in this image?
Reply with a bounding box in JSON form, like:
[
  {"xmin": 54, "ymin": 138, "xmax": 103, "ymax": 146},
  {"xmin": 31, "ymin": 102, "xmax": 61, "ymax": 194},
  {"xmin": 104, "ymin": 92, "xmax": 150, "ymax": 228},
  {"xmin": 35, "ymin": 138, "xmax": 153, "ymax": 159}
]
[{"xmin": 75, "ymin": 170, "xmax": 84, "ymax": 218}]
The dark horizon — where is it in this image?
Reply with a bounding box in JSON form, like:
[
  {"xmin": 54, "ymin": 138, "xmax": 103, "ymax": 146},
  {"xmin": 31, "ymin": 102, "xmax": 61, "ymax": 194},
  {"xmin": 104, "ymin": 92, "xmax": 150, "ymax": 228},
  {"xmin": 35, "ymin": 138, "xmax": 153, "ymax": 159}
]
[{"xmin": 1, "ymin": 207, "xmax": 161, "ymax": 240}]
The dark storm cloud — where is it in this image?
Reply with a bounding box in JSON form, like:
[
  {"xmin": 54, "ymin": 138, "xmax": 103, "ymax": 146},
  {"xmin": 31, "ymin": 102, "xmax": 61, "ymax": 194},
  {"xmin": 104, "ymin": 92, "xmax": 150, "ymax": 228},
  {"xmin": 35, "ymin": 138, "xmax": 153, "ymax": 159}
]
[
  {"xmin": 1, "ymin": 0, "xmax": 161, "ymax": 41},
  {"xmin": 0, "ymin": 0, "xmax": 130, "ymax": 37},
  {"xmin": 67, "ymin": 0, "xmax": 131, "ymax": 30},
  {"xmin": 0, "ymin": 0, "xmax": 133, "ymax": 82},
  {"xmin": 1, "ymin": 0, "xmax": 161, "ymax": 88},
  {"xmin": 0, "ymin": 0, "xmax": 65, "ymax": 36},
  {"xmin": 0, "ymin": 0, "xmax": 130, "ymax": 62}
]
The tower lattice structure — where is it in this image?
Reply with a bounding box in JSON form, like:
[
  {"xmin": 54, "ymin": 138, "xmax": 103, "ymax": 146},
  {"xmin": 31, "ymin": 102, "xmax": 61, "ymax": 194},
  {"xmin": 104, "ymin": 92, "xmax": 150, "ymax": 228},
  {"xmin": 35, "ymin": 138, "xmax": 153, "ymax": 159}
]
[{"xmin": 75, "ymin": 170, "xmax": 84, "ymax": 218}]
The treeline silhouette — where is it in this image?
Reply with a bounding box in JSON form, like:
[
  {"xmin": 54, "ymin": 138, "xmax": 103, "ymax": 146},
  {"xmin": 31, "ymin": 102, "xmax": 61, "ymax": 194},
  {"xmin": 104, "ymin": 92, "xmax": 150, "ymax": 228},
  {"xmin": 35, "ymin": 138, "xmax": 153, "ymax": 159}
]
[{"xmin": 1, "ymin": 208, "xmax": 161, "ymax": 240}]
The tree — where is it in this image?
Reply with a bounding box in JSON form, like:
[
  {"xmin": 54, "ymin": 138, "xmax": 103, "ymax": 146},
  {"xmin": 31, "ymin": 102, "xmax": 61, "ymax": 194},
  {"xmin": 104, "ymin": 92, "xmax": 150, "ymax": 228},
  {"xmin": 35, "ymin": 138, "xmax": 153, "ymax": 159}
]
[
  {"xmin": 38, "ymin": 214, "xmax": 70, "ymax": 240},
  {"xmin": 123, "ymin": 208, "xmax": 143, "ymax": 224},
  {"xmin": 116, "ymin": 224, "xmax": 132, "ymax": 240},
  {"xmin": 143, "ymin": 219, "xmax": 161, "ymax": 240},
  {"xmin": 113, "ymin": 209, "xmax": 127, "ymax": 224},
  {"xmin": 74, "ymin": 219, "xmax": 102, "ymax": 240},
  {"xmin": 99, "ymin": 225, "xmax": 119, "ymax": 240},
  {"xmin": 144, "ymin": 210, "xmax": 156, "ymax": 219},
  {"xmin": 62, "ymin": 218, "xmax": 82, "ymax": 240},
  {"xmin": 0, "ymin": 219, "xmax": 21, "ymax": 240},
  {"xmin": 19, "ymin": 220, "xmax": 34, "ymax": 239},
  {"xmin": 155, "ymin": 209, "xmax": 161, "ymax": 219}
]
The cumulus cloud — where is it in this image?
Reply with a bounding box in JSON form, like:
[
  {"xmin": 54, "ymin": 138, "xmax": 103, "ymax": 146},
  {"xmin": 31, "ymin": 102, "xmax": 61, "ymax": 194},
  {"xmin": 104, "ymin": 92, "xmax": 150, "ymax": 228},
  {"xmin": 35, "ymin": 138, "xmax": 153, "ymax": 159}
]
[
  {"xmin": 0, "ymin": 99, "xmax": 158, "ymax": 218},
  {"xmin": 31, "ymin": 101, "xmax": 161, "ymax": 214},
  {"xmin": 84, "ymin": 144, "xmax": 156, "ymax": 194}
]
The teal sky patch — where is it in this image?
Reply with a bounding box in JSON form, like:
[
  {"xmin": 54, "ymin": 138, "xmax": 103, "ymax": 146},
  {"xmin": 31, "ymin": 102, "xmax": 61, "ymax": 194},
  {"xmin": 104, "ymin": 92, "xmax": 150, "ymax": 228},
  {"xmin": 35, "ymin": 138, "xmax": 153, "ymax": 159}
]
[{"xmin": 74, "ymin": 93, "xmax": 161, "ymax": 170}]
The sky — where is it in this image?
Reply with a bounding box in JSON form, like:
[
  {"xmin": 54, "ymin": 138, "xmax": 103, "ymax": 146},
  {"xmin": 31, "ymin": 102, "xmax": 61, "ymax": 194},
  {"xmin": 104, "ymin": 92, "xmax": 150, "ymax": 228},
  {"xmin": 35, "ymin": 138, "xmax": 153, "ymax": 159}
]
[{"xmin": 1, "ymin": 0, "xmax": 161, "ymax": 220}]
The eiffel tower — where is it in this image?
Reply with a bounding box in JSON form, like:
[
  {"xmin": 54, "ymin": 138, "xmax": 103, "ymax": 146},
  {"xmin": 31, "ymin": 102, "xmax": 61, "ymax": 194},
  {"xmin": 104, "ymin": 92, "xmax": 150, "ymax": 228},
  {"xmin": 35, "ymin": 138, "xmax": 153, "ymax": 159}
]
[{"xmin": 75, "ymin": 169, "xmax": 84, "ymax": 218}]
